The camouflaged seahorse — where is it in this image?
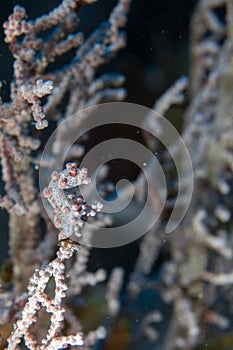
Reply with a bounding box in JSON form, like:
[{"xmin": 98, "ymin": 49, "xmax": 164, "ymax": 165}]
[{"xmin": 43, "ymin": 162, "xmax": 102, "ymax": 240}]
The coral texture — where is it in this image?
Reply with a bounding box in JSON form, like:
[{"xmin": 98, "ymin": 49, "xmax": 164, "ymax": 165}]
[{"xmin": 0, "ymin": 0, "xmax": 233, "ymax": 350}]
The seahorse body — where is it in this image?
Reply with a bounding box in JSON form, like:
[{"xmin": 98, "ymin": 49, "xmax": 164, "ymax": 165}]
[{"xmin": 43, "ymin": 162, "xmax": 102, "ymax": 239}]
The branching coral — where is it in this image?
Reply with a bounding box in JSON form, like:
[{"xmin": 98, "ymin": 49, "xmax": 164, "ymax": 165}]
[{"xmin": 0, "ymin": 0, "xmax": 233, "ymax": 349}]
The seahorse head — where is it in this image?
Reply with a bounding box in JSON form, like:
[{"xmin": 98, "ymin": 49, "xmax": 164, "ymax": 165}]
[{"xmin": 58, "ymin": 163, "xmax": 91, "ymax": 189}]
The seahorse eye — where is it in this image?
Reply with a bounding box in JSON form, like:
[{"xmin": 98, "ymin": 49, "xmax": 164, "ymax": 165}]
[
  {"xmin": 60, "ymin": 178, "xmax": 68, "ymax": 187},
  {"xmin": 69, "ymin": 169, "xmax": 77, "ymax": 177}
]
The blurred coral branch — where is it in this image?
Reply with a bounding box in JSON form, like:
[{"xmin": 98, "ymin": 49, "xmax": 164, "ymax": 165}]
[{"xmin": 0, "ymin": 0, "xmax": 233, "ymax": 349}]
